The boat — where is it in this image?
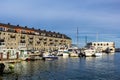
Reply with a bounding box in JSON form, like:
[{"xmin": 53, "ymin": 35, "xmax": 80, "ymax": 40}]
[
  {"xmin": 57, "ymin": 48, "xmax": 68, "ymax": 56},
  {"xmin": 68, "ymin": 48, "xmax": 79, "ymax": 57},
  {"xmin": 84, "ymin": 49, "xmax": 95, "ymax": 57},
  {"xmin": 62, "ymin": 51, "xmax": 69, "ymax": 58},
  {"xmin": 84, "ymin": 48, "xmax": 102, "ymax": 57},
  {"xmin": 42, "ymin": 53, "xmax": 58, "ymax": 61},
  {"xmin": 69, "ymin": 53, "xmax": 79, "ymax": 57}
]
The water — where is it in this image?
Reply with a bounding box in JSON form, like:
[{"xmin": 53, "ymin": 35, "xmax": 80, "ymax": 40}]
[{"xmin": 1, "ymin": 53, "xmax": 120, "ymax": 80}]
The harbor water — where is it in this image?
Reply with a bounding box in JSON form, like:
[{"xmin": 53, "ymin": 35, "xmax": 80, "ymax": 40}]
[{"xmin": 1, "ymin": 53, "xmax": 120, "ymax": 80}]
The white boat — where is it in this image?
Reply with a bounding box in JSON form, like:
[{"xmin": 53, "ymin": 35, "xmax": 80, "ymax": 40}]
[
  {"xmin": 57, "ymin": 49, "xmax": 68, "ymax": 56},
  {"xmin": 42, "ymin": 53, "xmax": 58, "ymax": 60},
  {"xmin": 84, "ymin": 49, "xmax": 96, "ymax": 57},
  {"xmin": 69, "ymin": 53, "xmax": 79, "ymax": 57},
  {"xmin": 62, "ymin": 51, "xmax": 69, "ymax": 58},
  {"xmin": 84, "ymin": 47, "xmax": 102, "ymax": 57}
]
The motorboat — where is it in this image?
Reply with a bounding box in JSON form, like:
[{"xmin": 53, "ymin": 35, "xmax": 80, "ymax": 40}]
[
  {"xmin": 42, "ymin": 53, "xmax": 58, "ymax": 60},
  {"xmin": 62, "ymin": 51, "xmax": 69, "ymax": 58},
  {"xmin": 84, "ymin": 49, "xmax": 95, "ymax": 57},
  {"xmin": 84, "ymin": 48, "xmax": 102, "ymax": 57},
  {"xmin": 69, "ymin": 53, "xmax": 79, "ymax": 57}
]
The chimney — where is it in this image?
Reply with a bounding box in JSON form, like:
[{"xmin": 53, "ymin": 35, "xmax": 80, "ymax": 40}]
[{"xmin": 8, "ymin": 23, "xmax": 10, "ymax": 25}]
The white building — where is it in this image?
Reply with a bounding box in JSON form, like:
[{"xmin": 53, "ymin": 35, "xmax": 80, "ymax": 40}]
[{"xmin": 86, "ymin": 42, "xmax": 115, "ymax": 53}]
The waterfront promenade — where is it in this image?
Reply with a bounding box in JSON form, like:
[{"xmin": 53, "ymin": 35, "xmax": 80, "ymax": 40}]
[{"xmin": 0, "ymin": 52, "xmax": 120, "ymax": 80}]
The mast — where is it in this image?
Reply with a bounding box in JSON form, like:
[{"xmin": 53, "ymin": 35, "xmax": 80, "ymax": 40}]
[
  {"xmin": 96, "ymin": 32, "xmax": 98, "ymax": 49},
  {"xmin": 96, "ymin": 32, "xmax": 98, "ymax": 42},
  {"xmin": 77, "ymin": 27, "xmax": 79, "ymax": 47},
  {"xmin": 85, "ymin": 36, "xmax": 87, "ymax": 45}
]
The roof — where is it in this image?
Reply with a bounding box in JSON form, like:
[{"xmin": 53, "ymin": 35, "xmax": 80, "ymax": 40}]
[{"xmin": 0, "ymin": 23, "xmax": 71, "ymax": 40}]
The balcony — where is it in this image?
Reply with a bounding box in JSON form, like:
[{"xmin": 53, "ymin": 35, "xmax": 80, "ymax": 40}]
[
  {"xmin": 29, "ymin": 41, "xmax": 33, "ymax": 44},
  {"xmin": 29, "ymin": 37, "xmax": 33, "ymax": 40},
  {"xmin": 44, "ymin": 42, "xmax": 47, "ymax": 45},
  {"xmin": 21, "ymin": 36, "xmax": 25, "ymax": 39},
  {"xmin": 49, "ymin": 43, "xmax": 54, "ymax": 45},
  {"xmin": 10, "ymin": 35, "xmax": 16, "ymax": 38},
  {"xmin": 20, "ymin": 40, "xmax": 26, "ymax": 43},
  {"xmin": 39, "ymin": 38, "xmax": 43, "ymax": 40},
  {"xmin": 0, "ymin": 39, "xmax": 4, "ymax": 42},
  {"xmin": 18, "ymin": 43, "xmax": 27, "ymax": 50},
  {"xmin": 49, "ymin": 39, "xmax": 53, "ymax": 41},
  {"xmin": 19, "ymin": 43, "xmax": 26, "ymax": 47},
  {"xmin": 44, "ymin": 38, "xmax": 47, "ymax": 41},
  {"xmin": 0, "ymin": 42, "xmax": 5, "ymax": 47},
  {"xmin": 55, "ymin": 40, "xmax": 58, "ymax": 42},
  {"xmin": 37, "ymin": 41, "xmax": 40, "ymax": 44}
]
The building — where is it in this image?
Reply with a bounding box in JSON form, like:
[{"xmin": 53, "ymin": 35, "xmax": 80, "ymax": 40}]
[
  {"xmin": 86, "ymin": 42, "xmax": 115, "ymax": 53},
  {"xmin": 0, "ymin": 23, "xmax": 71, "ymax": 59}
]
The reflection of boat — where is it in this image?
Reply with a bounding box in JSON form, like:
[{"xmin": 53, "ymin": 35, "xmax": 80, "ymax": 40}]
[
  {"xmin": 3, "ymin": 63, "xmax": 15, "ymax": 74},
  {"xmin": 0, "ymin": 63, "xmax": 5, "ymax": 75},
  {"xmin": 95, "ymin": 52, "xmax": 102, "ymax": 57},
  {"xmin": 42, "ymin": 53, "xmax": 58, "ymax": 60}
]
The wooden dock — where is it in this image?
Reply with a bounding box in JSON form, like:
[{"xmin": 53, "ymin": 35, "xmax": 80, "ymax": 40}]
[{"xmin": 0, "ymin": 59, "xmax": 22, "ymax": 63}]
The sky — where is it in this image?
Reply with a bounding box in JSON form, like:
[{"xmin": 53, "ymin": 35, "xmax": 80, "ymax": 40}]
[{"xmin": 0, "ymin": 0, "xmax": 120, "ymax": 47}]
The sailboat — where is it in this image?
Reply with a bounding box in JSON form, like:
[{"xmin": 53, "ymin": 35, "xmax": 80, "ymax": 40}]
[
  {"xmin": 94, "ymin": 33, "xmax": 102, "ymax": 57},
  {"xmin": 84, "ymin": 33, "xmax": 102, "ymax": 57}
]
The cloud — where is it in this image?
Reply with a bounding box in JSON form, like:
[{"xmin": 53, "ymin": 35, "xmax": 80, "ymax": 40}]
[
  {"xmin": 0, "ymin": 0, "xmax": 120, "ymax": 24},
  {"xmin": 0, "ymin": 0, "xmax": 120, "ymax": 47}
]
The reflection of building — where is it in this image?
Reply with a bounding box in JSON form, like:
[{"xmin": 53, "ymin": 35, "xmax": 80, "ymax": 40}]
[
  {"xmin": 0, "ymin": 23, "xmax": 71, "ymax": 51},
  {"xmin": 86, "ymin": 42, "xmax": 115, "ymax": 53}
]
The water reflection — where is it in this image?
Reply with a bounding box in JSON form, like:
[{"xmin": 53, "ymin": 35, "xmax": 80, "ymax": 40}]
[
  {"xmin": 0, "ymin": 76, "xmax": 3, "ymax": 80},
  {"xmin": 1, "ymin": 53, "xmax": 120, "ymax": 80}
]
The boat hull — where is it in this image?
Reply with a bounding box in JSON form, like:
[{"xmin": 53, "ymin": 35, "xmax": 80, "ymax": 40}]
[{"xmin": 42, "ymin": 56, "xmax": 58, "ymax": 61}]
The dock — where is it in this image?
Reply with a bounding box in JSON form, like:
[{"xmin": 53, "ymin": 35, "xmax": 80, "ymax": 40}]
[{"xmin": 0, "ymin": 59, "xmax": 22, "ymax": 63}]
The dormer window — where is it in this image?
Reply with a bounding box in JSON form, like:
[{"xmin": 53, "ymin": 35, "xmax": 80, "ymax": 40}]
[
  {"xmin": 7, "ymin": 28, "xmax": 15, "ymax": 32},
  {"xmin": 21, "ymin": 30, "xmax": 26, "ymax": 34},
  {"xmin": 0, "ymin": 27, "xmax": 5, "ymax": 31}
]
